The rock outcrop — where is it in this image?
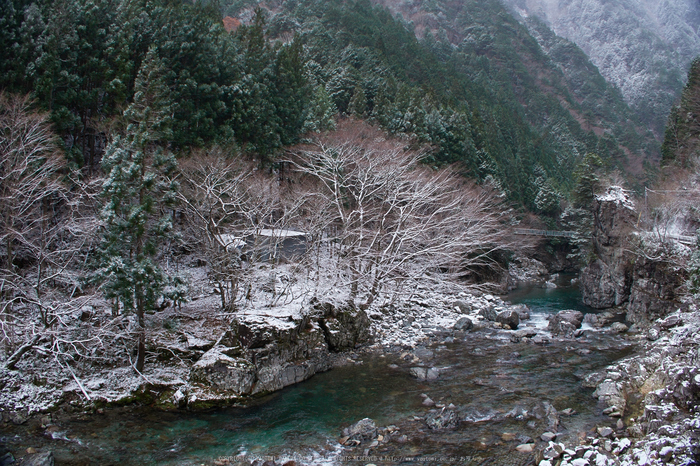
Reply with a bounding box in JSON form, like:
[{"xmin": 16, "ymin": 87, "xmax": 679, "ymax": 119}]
[
  {"xmin": 580, "ymin": 186, "xmax": 636, "ymax": 309},
  {"xmin": 496, "ymin": 309, "xmax": 520, "ymax": 329},
  {"xmin": 580, "ymin": 186, "xmax": 689, "ymax": 324},
  {"xmin": 584, "ymin": 308, "xmax": 700, "ymax": 465},
  {"xmin": 627, "ymin": 250, "xmax": 687, "ymax": 324},
  {"xmin": 189, "ymin": 301, "xmax": 370, "ymax": 404},
  {"xmin": 548, "ymin": 310, "xmax": 584, "ymax": 337}
]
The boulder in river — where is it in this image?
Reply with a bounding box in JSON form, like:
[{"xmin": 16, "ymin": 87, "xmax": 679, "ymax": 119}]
[
  {"xmin": 413, "ymin": 346, "xmax": 434, "ymax": 360},
  {"xmin": 610, "ymin": 322, "xmax": 628, "ymax": 333},
  {"xmin": 425, "ymin": 406, "xmax": 458, "ymax": 430},
  {"xmin": 509, "ymin": 304, "xmax": 531, "ymax": 320},
  {"xmin": 548, "ymin": 310, "xmax": 584, "ymax": 337},
  {"xmin": 344, "ymin": 418, "xmax": 377, "ymax": 442},
  {"xmin": 496, "ymin": 310, "xmax": 520, "ymax": 330},
  {"xmin": 478, "ymin": 306, "xmax": 497, "ymax": 322},
  {"xmin": 410, "ymin": 367, "xmax": 439, "ymax": 381},
  {"xmin": 453, "ymin": 316, "xmax": 473, "ymax": 331}
]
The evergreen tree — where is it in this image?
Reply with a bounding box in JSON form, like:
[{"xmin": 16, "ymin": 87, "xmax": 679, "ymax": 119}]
[
  {"xmin": 347, "ymin": 85, "xmax": 367, "ymax": 117},
  {"xmin": 303, "ymin": 85, "xmax": 337, "ymax": 133},
  {"xmin": 96, "ymin": 47, "xmax": 180, "ymax": 372},
  {"xmin": 572, "ymin": 152, "xmax": 604, "ymax": 208},
  {"xmin": 661, "ymin": 57, "xmax": 700, "ymax": 167},
  {"xmin": 272, "ymin": 35, "xmax": 309, "ymax": 146},
  {"xmin": 533, "ymin": 175, "xmax": 562, "ymax": 215}
]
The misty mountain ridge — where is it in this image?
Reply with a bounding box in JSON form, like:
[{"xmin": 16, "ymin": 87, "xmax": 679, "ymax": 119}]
[{"xmin": 501, "ymin": 0, "xmax": 700, "ymax": 137}]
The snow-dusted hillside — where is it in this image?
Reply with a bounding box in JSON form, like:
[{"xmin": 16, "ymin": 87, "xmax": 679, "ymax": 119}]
[{"xmin": 502, "ymin": 0, "xmax": 700, "ymax": 135}]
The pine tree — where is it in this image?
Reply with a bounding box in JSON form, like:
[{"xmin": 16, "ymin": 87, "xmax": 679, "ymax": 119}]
[
  {"xmin": 572, "ymin": 152, "xmax": 604, "ymax": 208},
  {"xmin": 303, "ymin": 85, "xmax": 337, "ymax": 133},
  {"xmin": 96, "ymin": 47, "xmax": 180, "ymax": 372},
  {"xmin": 347, "ymin": 85, "xmax": 367, "ymax": 117}
]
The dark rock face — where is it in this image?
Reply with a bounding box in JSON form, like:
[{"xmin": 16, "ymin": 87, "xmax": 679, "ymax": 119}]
[
  {"xmin": 578, "ymin": 187, "xmax": 684, "ymax": 324},
  {"xmin": 627, "ymin": 255, "xmax": 685, "ymax": 324},
  {"xmin": 580, "ymin": 258, "xmax": 632, "ymax": 308},
  {"xmin": 548, "ymin": 310, "xmax": 584, "ymax": 337},
  {"xmin": 22, "ymin": 452, "xmax": 54, "ymax": 466},
  {"xmin": 0, "ymin": 446, "xmax": 13, "ymax": 466},
  {"xmin": 318, "ymin": 302, "xmax": 371, "ymax": 352},
  {"xmin": 190, "ymin": 301, "xmax": 370, "ymax": 399},
  {"xmin": 496, "ymin": 310, "xmax": 520, "ymax": 329},
  {"xmin": 580, "ymin": 188, "xmax": 636, "ymax": 309}
]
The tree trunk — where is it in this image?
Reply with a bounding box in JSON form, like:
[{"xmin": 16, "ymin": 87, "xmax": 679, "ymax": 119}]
[
  {"xmin": 136, "ymin": 329, "xmax": 145, "ymax": 372},
  {"xmin": 5, "ymin": 334, "xmax": 41, "ymax": 370},
  {"xmin": 136, "ymin": 296, "xmax": 145, "ymax": 373}
]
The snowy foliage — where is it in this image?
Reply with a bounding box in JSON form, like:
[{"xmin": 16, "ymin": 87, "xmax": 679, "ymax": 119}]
[{"xmin": 503, "ymin": 0, "xmax": 700, "ymax": 133}]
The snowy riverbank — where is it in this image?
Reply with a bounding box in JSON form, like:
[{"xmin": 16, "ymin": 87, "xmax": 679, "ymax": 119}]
[{"xmin": 1, "ymin": 269, "xmax": 698, "ymax": 466}]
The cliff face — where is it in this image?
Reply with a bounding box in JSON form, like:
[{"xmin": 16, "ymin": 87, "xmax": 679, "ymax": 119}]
[
  {"xmin": 580, "ymin": 186, "xmax": 689, "ymax": 323},
  {"xmin": 580, "ymin": 187, "xmax": 637, "ymax": 309},
  {"xmin": 502, "ymin": 0, "xmax": 700, "ymax": 137},
  {"xmin": 188, "ymin": 301, "xmax": 371, "ymax": 405}
]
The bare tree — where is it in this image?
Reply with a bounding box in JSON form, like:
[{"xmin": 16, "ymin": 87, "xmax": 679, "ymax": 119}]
[
  {"xmin": 289, "ymin": 119, "xmax": 510, "ymax": 306},
  {"xmin": 1, "ymin": 93, "xmax": 65, "ymax": 344},
  {"xmin": 0, "ymin": 93, "xmax": 108, "ymax": 370},
  {"xmin": 177, "ymin": 151, "xmax": 254, "ymax": 310},
  {"xmin": 177, "ymin": 149, "xmax": 307, "ymax": 310},
  {"xmin": 0, "ymin": 93, "xmax": 65, "ymax": 282}
]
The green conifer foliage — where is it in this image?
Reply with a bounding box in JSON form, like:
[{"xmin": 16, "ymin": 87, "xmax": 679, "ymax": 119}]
[
  {"xmin": 348, "ymin": 85, "xmax": 367, "ymax": 117},
  {"xmin": 303, "ymin": 85, "xmax": 337, "ymax": 132},
  {"xmin": 96, "ymin": 48, "xmax": 180, "ymax": 372},
  {"xmin": 533, "ymin": 175, "xmax": 562, "ymax": 215},
  {"xmin": 662, "ymin": 57, "xmax": 700, "ymax": 167},
  {"xmin": 572, "ymin": 152, "xmax": 604, "ymax": 208}
]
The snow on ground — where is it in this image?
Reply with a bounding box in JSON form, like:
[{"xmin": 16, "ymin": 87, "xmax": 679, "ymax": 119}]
[{"xmin": 596, "ymin": 185, "xmax": 635, "ymax": 211}]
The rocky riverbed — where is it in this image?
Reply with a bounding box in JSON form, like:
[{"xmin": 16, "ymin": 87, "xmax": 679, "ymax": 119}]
[
  {"xmin": 328, "ymin": 301, "xmax": 699, "ymax": 466},
  {"xmin": 0, "ymin": 269, "xmax": 698, "ymax": 465}
]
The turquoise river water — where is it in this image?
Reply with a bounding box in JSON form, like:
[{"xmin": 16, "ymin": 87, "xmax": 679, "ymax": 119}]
[{"xmin": 1, "ymin": 278, "xmax": 636, "ymax": 465}]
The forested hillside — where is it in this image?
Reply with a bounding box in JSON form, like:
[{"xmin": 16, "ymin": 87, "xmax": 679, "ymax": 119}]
[
  {"xmin": 663, "ymin": 58, "xmax": 700, "ymax": 168},
  {"xmin": 1, "ymin": 0, "xmax": 657, "ymax": 209},
  {"xmin": 2, "ymin": 3, "xmax": 700, "ymax": 463},
  {"xmin": 501, "ymin": 0, "xmax": 700, "ymax": 138}
]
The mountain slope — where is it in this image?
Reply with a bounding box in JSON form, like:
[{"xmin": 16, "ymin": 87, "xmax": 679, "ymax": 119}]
[
  {"xmin": 262, "ymin": 0, "xmax": 655, "ymax": 197},
  {"xmin": 501, "ymin": 0, "xmax": 700, "ymax": 137},
  {"xmin": 212, "ymin": 0, "xmax": 662, "ymax": 199},
  {"xmin": 370, "ymin": 0, "xmax": 659, "ymax": 175}
]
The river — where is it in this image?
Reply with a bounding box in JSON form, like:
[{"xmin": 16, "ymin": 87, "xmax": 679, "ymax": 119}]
[{"xmin": 0, "ymin": 278, "xmax": 637, "ymax": 465}]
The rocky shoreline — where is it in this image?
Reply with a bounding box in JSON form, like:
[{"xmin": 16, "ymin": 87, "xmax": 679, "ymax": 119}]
[
  {"xmin": 332, "ymin": 300, "xmax": 699, "ymax": 466},
  {"xmin": 1, "ymin": 274, "xmax": 698, "ymax": 465}
]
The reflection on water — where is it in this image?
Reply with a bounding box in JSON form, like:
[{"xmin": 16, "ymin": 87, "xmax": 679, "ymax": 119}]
[{"xmin": 0, "ymin": 283, "xmax": 635, "ymax": 465}]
